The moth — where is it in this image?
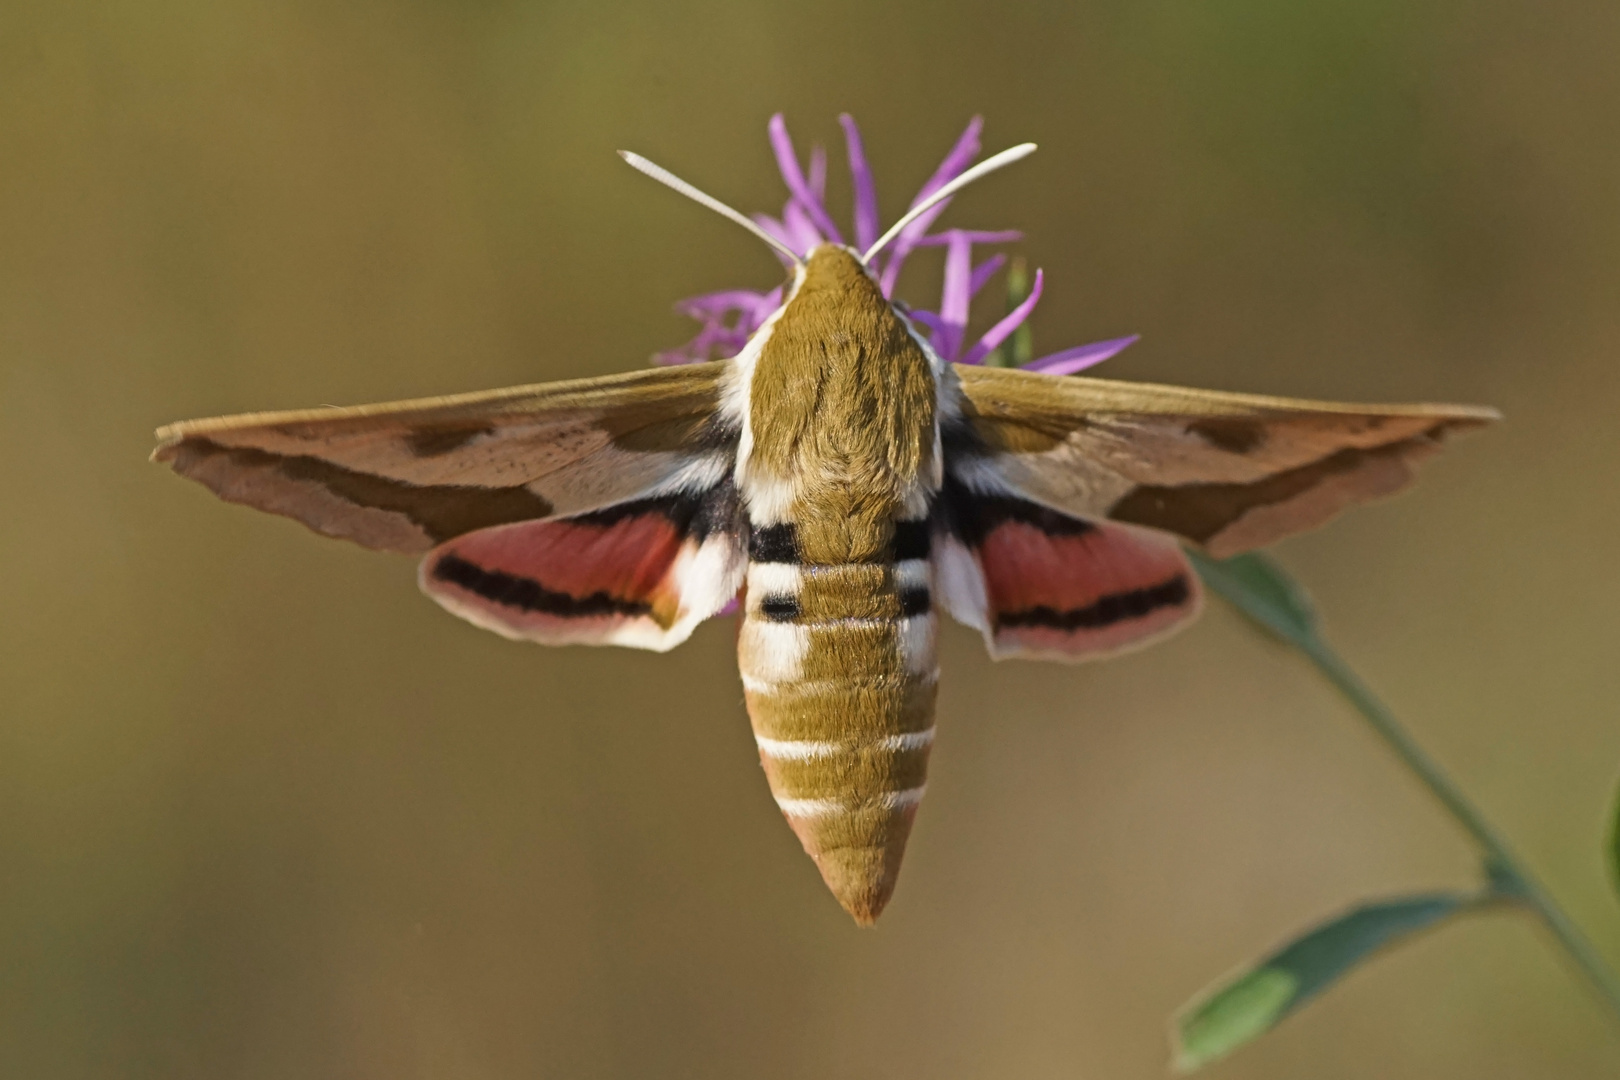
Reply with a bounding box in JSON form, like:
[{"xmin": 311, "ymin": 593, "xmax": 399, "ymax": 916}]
[{"xmin": 153, "ymin": 137, "xmax": 1496, "ymax": 925}]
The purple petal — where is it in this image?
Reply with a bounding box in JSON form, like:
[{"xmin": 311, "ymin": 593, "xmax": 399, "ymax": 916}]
[
  {"xmin": 653, "ymin": 325, "xmax": 726, "ymax": 365},
  {"xmin": 1023, "ymin": 335, "xmax": 1140, "ymax": 376},
  {"xmin": 916, "ymin": 116, "xmax": 984, "ymax": 200},
  {"xmin": 906, "ymin": 308, "xmax": 948, "ymax": 351},
  {"xmin": 938, "ymin": 231, "xmax": 974, "ymax": 361},
  {"xmin": 751, "ymin": 212, "xmax": 801, "ymax": 266},
  {"xmin": 878, "ymin": 228, "xmax": 942, "ymax": 296},
  {"xmin": 753, "ymin": 285, "xmax": 785, "ymax": 323},
  {"xmin": 752, "ymin": 212, "xmax": 788, "ymax": 240},
  {"xmin": 658, "ymin": 322, "xmax": 755, "ymax": 365},
  {"xmin": 767, "ymin": 114, "xmax": 843, "ymax": 245},
  {"xmin": 781, "ymin": 200, "xmax": 825, "ymax": 255},
  {"xmin": 961, "ymin": 268, "xmax": 1044, "ymax": 365},
  {"xmin": 913, "ymin": 232, "xmax": 1020, "ymax": 301},
  {"xmin": 913, "ymin": 229, "xmax": 1023, "ymax": 247},
  {"xmin": 715, "ymin": 597, "xmax": 740, "ymax": 618},
  {"xmin": 675, "ymin": 290, "xmax": 774, "ymax": 318},
  {"xmin": 878, "ymin": 206, "xmax": 976, "ymax": 295},
  {"xmin": 808, "ymin": 144, "xmax": 827, "ymax": 202},
  {"xmin": 968, "ymin": 254, "xmax": 1007, "ymax": 299},
  {"xmin": 839, "ymin": 114, "xmax": 880, "ymax": 252},
  {"xmin": 906, "ymin": 309, "xmax": 946, "ymax": 331},
  {"xmin": 878, "ymin": 117, "xmax": 985, "ymax": 295},
  {"xmin": 878, "ymin": 253, "xmax": 907, "ymax": 298}
]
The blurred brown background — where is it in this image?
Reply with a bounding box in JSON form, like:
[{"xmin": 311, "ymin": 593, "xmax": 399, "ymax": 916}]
[{"xmin": 4, "ymin": 1, "xmax": 1619, "ymax": 1077}]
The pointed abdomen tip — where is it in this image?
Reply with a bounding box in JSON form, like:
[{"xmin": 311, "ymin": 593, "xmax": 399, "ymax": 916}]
[{"xmin": 812, "ymin": 843, "xmax": 907, "ymax": 926}]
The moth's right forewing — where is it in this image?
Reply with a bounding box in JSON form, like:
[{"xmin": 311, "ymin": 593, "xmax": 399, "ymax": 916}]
[
  {"xmin": 947, "ymin": 364, "xmax": 1497, "ymax": 557},
  {"xmin": 153, "ymin": 362, "xmax": 735, "ymax": 553}
]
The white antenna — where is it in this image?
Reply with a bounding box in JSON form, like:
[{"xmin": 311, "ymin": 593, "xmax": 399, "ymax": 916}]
[
  {"xmin": 862, "ymin": 143, "xmax": 1038, "ymax": 264},
  {"xmin": 619, "ymin": 151, "xmax": 806, "ymax": 267}
]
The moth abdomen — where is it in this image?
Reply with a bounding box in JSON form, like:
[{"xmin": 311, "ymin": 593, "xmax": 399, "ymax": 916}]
[{"xmin": 736, "ymin": 525, "xmax": 939, "ymax": 924}]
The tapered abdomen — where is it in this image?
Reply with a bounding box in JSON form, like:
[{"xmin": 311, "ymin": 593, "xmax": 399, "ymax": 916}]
[{"xmin": 736, "ymin": 521, "xmax": 937, "ymax": 924}]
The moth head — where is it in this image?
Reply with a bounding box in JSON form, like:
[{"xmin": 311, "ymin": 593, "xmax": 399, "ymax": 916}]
[
  {"xmin": 620, "ymin": 139, "xmax": 1037, "ymax": 275},
  {"xmin": 800, "ymin": 243, "xmax": 880, "ymax": 295}
]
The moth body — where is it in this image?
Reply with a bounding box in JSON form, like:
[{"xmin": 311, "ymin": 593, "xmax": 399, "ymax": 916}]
[
  {"xmin": 150, "ymin": 140, "xmax": 1497, "ymax": 925},
  {"xmin": 734, "ymin": 245, "xmax": 941, "ymax": 923}
]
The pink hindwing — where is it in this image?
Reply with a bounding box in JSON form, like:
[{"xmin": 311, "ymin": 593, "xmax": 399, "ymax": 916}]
[
  {"xmin": 935, "ymin": 483, "xmax": 1202, "ymax": 661},
  {"xmin": 419, "ymin": 489, "xmax": 745, "ymax": 652}
]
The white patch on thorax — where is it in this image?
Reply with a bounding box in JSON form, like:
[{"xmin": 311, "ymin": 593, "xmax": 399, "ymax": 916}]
[
  {"xmin": 727, "ymin": 265, "xmax": 805, "ymax": 503},
  {"xmin": 742, "ymin": 477, "xmax": 798, "ymax": 526},
  {"xmin": 899, "ymin": 306, "xmax": 949, "ymax": 490},
  {"xmin": 640, "ymin": 451, "xmax": 732, "ymax": 498},
  {"xmin": 944, "ymin": 453, "xmax": 1019, "ymax": 496}
]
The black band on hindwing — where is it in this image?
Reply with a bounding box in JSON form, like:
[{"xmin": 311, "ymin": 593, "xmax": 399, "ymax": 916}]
[
  {"xmin": 995, "ymin": 575, "xmax": 1191, "ymax": 632},
  {"xmin": 432, "ymin": 477, "xmax": 744, "ymax": 617},
  {"xmin": 430, "ymin": 553, "xmax": 653, "ymax": 618},
  {"xmin": 934, "ymin": 472, "xmax": 1095, "ymax": 548}
]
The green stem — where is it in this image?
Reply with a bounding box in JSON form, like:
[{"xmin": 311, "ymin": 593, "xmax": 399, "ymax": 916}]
[{"xmin": 1297, "ymin": 633, "xmax": 1620, "ymax": 1018}]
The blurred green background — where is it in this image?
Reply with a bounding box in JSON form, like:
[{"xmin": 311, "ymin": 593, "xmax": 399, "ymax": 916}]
[{"xmin": 4, "ymin": 1, "xmax": 1619, "ymax": 1076}]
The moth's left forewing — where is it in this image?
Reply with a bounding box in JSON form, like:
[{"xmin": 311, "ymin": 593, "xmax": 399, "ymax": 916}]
[
  {"xmin": 946, "ymin": 364, "xmax": 1497, "ymax": 557},
  {"xmin": 155, "ymin": 361, "xmax": 750, "ymax": 652},
  {"xmin": 153, "ymin": 362, "xmax": 734, "ymax": 553}
]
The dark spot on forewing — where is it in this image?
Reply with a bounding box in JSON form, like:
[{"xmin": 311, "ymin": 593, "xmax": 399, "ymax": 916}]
[
  {"xmin": 997, "ymin": 575, "xmax": 1190, "ymax": 632},
  {"xmin": 1186, "ymin": 417, "xmax": 1266, "ymax": 455},
  {"xmin": 1107, "ymin": 439, "xmax": 1426, "ymax": 543},
  {"xmin": 178, "ymin": 438, "xmax": 554, "ymax": 543},
  {"xmin": 405, "ymin": 423, "xmax": 494, "ymax": 457},
  {"xmin": 431, "ymin": 554, "xmax": 650, "ymax": 618}
]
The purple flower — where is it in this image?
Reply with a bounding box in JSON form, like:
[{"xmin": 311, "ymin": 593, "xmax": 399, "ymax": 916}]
[{"xmin": 655, "ymin": 114, "xmax": 1137, "ymax": 375}]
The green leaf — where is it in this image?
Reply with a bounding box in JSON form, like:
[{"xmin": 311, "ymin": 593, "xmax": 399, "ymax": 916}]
[
  {"xmin": 1006, "ymin": 256, "xmax": 1034, "ymax": 369},
  {"xmin": 1482, "ymin": 853, "xmax": 1531, "ymax": 903},
  {"xmin": 1609, "ymin": 778, "xmax": 1620, "ymax": 903},
  {"xmin": 1173, "ymin": 893, "xmax": 1475, "ymax": 1071},
  {"xmin": 1187, "ymin": 549, "xmax": 1320, "ymax": 648},
  {"xmin": 985, "ymin": 256, "xmax": 1034, "ymax": 368}
]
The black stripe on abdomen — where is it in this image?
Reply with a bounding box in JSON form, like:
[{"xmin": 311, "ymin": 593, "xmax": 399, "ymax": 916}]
[
  {"xmin": 893, "ymin": 520, "xmax": 931, "ymax": 561},
  {"xmin": 760, "ymin": 593, "xmax": 802, "ymax": 621},
  {"xmin": 749, "ymin": 522, "xmax": 800, "ymax": 563},
  {"xmin": 898, "ymin": 584, "xmax": 931, "ymax": 617},
  {"xmin": 747, "ymin": 518, "xmax": 931, "ymax": 565}
]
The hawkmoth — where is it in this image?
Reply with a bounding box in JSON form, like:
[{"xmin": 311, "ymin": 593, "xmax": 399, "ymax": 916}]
[{"xmin": 152, "ymin": 132, "xmax": 1496, "ymax": 925}]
